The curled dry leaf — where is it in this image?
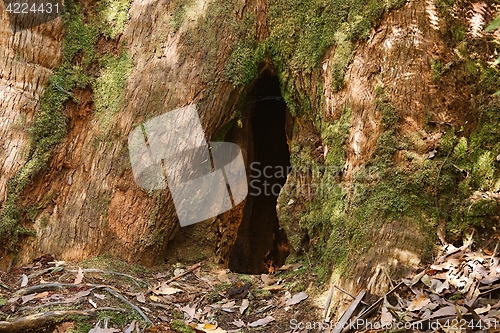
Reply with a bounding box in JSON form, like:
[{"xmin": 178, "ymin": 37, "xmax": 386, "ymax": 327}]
[
  {"xmin": 88, "ymin": 299, "xmax": 97, "ymax": 308},
  {"xmin": 261, "ymin": 274, "xmax": 274, "ymax": 285},
  {"xmin": 240, "ymin": 299, "xmax": 249, "ymax": 314},
  {"xmin": 180, "ymin": 304, "xmax": 196, "ymax": 320},
  {"xmin": 217, "ymin": 271, "xmax": 230, "ymax": 284},
  {"xmin": 248, "ymin": 316, "xmax": 275, "ymax": 327},
  {"xmin": 21, "ymin": 274, "xmax": 28, "ymax": 288},
  {"xmin": 232, "ymin": 319, "xmax": 246, "ymax": 328},
  {"xmin": 285, "ymin": 292, "xmax": 308, "ymax": 306},
  {"xmin": 136, "ymin": 293, "xmax": 146, "ymax": 303},
  {"xmin": 408, "ymin": 295, "xmax": 430, "ymax": 311},
  {"xmin": 94, "ymin": 293, "xmax": 105, "ymax": 300},
  {"xmin": 74, "ymin": 267, "xmax": 84, "ymax": 285},
  {"xmin": 155, "ymin": 285, "xmax": 183, "ymax": 295},
  {"xmin": 124, "ymin": 321, "xmax": 136, "ymax": 333}
]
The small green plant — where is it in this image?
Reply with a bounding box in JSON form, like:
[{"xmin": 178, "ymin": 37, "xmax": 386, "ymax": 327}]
[{"xmin": 171, "ymin": 319, "xmax": 194, "ymax": 333}]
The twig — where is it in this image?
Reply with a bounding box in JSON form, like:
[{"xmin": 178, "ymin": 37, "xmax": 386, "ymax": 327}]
[
  {"xmin": 13, "ymin": 283, "xmax": 82, "ymax": 296},
  {"xmin": 491, "ymin": 241, "xmax": 499, "ymax": 262},
  {"xmin": 323, "ymin": 284, "xmax": 335, "ymax": 322},
  {"xmin": 104, "ymin": 287, "xmax": 153, "ymax": 325},
  {"xmin": 164, "ymin": 262, "xmax": 202, "ymax": 284},
  {"xmin": 15, "ymin": 267, "xmax": 63, "ymax": 286},
  {"xmin": 357, "ymin": 282, "xmax": 403, "ymax": 321},
  {"xmin": 68, "ymin": 268, "xmax": 150, "ymax": 288},
  {"xmin": 479, "ymin": 284, "xmax": 500, "ymax": 297},
  {"xmin": 334, "ymin": 285, "xmax": 370, "ymax": 306},
  {"xmin": 382, "ymin": 267, "xmax": 395, "ymax": 290},
  {"xmin": 331, "ymin": 289, "xmax": 366, "ymax": 333}
]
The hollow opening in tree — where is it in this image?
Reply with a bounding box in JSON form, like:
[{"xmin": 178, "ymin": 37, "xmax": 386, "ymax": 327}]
[{"xmin": 228, "ymin": 72, "xmax": 291, "ymax": 274}]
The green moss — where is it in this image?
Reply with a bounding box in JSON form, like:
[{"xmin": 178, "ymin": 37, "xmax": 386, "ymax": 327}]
[
  {"xmin": 321, "ymin": 107, "xmax": 352, "ymax": 169},
  {"xmin": 331, "ymin": 36, "xmax": 354, "ymax": 92},
  {"xmin": 68, "ymin": 315, "xmax": 94, "ymax": 333},
  {"xmin": 97, "ymin": 309, "xmax": 142, "ymax": 327},
  {"xmin": 250, "ymin": 288, "xmax": 273, "ymax": 300},
  {"xmin": 171, "ymin": 319, "xmax": 194, "ymax": 333},
  {"xmin": 96, "ymin": 0, "xmax": 132, "ymax": 39},
  {"xmin": 94, "ymin": 51, "xmax": 134, "ymax": 129},
  {"xmin": 169, "ymin": 0, "xmax": 193, "ymax": 32},
  {"xmin": 450, "ymin": 24, "xmax": 466, "ymax": 42},
  {"xmin": 225, "ymin": 43, "xmax": 265, "ymax": 87}
]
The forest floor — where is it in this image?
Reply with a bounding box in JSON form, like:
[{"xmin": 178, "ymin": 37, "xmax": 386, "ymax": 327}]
[{"xmin": 1, "ymin": 236, "xmax": 500, "ymax": 333}]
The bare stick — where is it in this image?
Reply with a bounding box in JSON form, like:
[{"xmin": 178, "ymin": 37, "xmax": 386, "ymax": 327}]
[
  {"xmin": 15, "ymin": 267, "xmax": 63, "ymax": 286},
  {"xmin": 164, "ymin": 262, "xmax": 202, "ymax": 284},
  {"xmin": 323, "ymin": 284, "xmax": 335, "ymax": 321},
  {"xmin": 331, "ymin": 290, "xmax": 366, "ymax": 333},
  {"xmin": 104, "ymin": 287, "xmax": 153, "ymax": 325},
  {"xmin": 334, "ymin": 286, "xmax": 370, "ymax": 306},
  {"xmin": 356, "ymin": 282, "xmax": 403, "ymax": 321},
  {"xmin": 491, "ymin": 241, "xmax": 499, "ymax": 260},
  {"xmin": 14, "ymin": 283, "xmax": 82, "ymax": 296}
]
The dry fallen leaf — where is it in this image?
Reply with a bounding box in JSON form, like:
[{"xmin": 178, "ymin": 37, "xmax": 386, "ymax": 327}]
[
  {"xmin": 380, "ymin": 297, "xmax": 393, "ymax": 326},
  {"xmin": 94, "ymin": 293, "xmax": 105, "ymax": 300},
  {"xmin": 263, "ymin": 284, "xmax": 284, "ymax": 291},
  {"xmin": 232, "ymin": 319, "xmax": 246, "ymax": 328},
  {"xmin": 74, "ymin": 267, "xmax": 84, "ymax": 285},
  {"xmin": 240, "ymin": 299, "xmax": 249, "ymax": 314},
  {"xmin": 21, "ymin": 274, "xmax": 28, "ymax": 288},
  {"xmin": 261, "ymin": 274, "xmax": 274, "ymax": 285},
  {"xmin": 188, "ymin": 323, "xmax": 227, "ymax": 332},
  {"xmin": 285, "ymin": 292, "xmax": 308, "ymax": 306},
  {"xmin": 136, "ymin": 293, "xmax": 146, "ymax": 303},
  {"xmin": 217, "ymin": 271, "xmax": 231, "ymax": 284},
  {"xmin": 88, "ymin": 299, "xmax": 97, "ymax": 308},
  {"xmin": 155, "ymin": 285, "xmax": 183, "ymax": 295},
  {"xmin": 123, "ymin": 321, "xmax": 136, "ymax": 333},
  {"xmin": 180, "ymin": 304, "xmax": 196, "ymax": 320},
  {"xmin": 248, "ymin": 316, "xmax": 275, "ymax": 327},
  {"xmin": 408, "ymin": 295, "xmax": 431, "ymax": 311},
  {"xmin": 21, "ymin": 293, "xmax": 37, "ymax": 304}
]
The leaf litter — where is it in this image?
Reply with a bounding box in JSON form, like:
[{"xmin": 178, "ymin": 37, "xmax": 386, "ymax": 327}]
[{"xmin": 0, "ymin": 257, "xmax": 313, "ymax": 332}]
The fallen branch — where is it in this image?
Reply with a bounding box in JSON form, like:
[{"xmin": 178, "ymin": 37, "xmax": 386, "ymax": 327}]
[
  {"xmin": 164, "ymin": 262, "xmax": 202, "ymax": 284},
  {"xmin": 68, "ymin": 269, "xmax": 150, "ymax": 288},
  {"xmin": 13, "ymin": 283, "xmax": 82, "ymax": 296},
  {"xmin": 15, "ymin": 267, "xmax": 63, "ymax": 286},
  {"xmin": 356, "ymin": 282, "xmax": 403, "ymax": 321},
  {"xmin": 330, "ymin": 289, "xmax": 366, "ymax": 333},
  {"xmin": 0, "ymin": 308, "xmax": 126, "ymax": 333},
  {"xmin": 104, "ymin": 287, "xmax": 153, "ymax": 325},
  {"xmin": 333, "ymin": 285, "xmax": 370, "ymax": 306}
]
